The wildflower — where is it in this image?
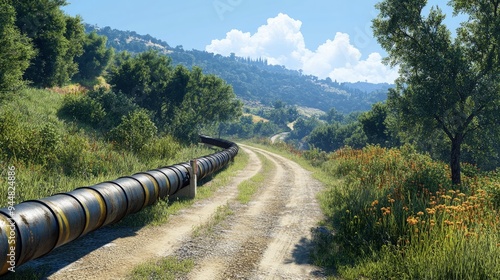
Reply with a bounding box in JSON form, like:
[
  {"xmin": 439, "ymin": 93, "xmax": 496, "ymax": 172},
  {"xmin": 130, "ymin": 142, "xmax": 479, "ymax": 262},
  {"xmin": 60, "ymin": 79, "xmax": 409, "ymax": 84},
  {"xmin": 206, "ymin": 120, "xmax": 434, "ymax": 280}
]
[
  {"xmin": 388, "ymin": 198, "xmax": 395, "ymax": 204},
  {"xmin": 417, "ymin": 211, "xmax": 424, "ymax": 216},
  {"xmin": 371, "ymin": 200, "xmax": 379, "ymax": 207},
  {"xmin": 407, "ymin": 216, "xmax": 419, "ymax": 226},
  {"xmin": 426, "ymin": 208, "xmax": 436, "ymax": 215}
]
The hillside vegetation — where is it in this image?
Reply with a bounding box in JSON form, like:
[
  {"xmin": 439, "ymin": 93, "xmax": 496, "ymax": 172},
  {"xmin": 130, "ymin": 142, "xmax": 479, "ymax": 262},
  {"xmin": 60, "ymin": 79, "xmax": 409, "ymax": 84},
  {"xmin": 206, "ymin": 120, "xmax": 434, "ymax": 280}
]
[
  {"xmin": 0, "ymin": 88, "xmax": 217, "ymax": 207},
  {"xmin": 0, "ymin": 1, "xmax": 242, "ymax": 207},
  {"xmin": 85, "ymin": 24, "xmax": 391, "ymax": 114}
]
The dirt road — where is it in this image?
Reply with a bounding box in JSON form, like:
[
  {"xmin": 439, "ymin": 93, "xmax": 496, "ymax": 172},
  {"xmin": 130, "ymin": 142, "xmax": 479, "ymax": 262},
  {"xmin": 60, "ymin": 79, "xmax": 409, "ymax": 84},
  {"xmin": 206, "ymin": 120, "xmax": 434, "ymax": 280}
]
[{"xmin": 17, "ymin": 144, "xmax": 325, "ymax": 279}]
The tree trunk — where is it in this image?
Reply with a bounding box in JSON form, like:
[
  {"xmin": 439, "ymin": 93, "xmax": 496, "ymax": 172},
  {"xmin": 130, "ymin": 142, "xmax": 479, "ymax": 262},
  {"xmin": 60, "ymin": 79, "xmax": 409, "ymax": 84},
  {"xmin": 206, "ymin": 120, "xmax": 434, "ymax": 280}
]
[{"xmin": 450, "ymin": 135, "xmax": 463, "ymax": 185}]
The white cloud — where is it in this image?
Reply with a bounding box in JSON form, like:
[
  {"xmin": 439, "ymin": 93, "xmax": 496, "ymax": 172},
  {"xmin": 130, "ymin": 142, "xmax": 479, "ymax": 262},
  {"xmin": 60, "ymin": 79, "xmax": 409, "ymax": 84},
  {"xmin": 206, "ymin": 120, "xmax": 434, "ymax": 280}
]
[{"xmin": 205, "ymin": 13, "xmax": 398, "ymax": 83}]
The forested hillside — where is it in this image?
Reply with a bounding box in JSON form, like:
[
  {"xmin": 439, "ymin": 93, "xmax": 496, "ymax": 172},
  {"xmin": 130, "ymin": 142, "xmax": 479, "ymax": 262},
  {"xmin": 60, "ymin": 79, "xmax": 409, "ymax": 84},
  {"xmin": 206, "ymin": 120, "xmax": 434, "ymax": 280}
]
[{"xmin": 85, "ymin": 24, "xmax": 391, "ymax": 113}]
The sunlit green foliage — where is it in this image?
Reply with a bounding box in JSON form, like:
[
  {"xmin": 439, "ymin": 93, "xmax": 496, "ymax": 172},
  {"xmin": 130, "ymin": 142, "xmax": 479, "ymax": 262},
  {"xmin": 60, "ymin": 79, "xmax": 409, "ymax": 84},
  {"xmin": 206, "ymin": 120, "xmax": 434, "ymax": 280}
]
[
  {"xmin": 373, "ymin": 0, "xmax": 500, "ymax": 184},
  {"xmin": 313, "ymin": 146, "xmax": 500, "ymax": 279},
  {"xmin": 74, "ymin": 32, "xmax": 114, "ymax": 81},
  {"xmin": 109, "ymin": 51, "xmax": 242, "ymax": 143},
  {"xmin": 12, "ymin": 0, "xmax": 85, "ymax": 87}
]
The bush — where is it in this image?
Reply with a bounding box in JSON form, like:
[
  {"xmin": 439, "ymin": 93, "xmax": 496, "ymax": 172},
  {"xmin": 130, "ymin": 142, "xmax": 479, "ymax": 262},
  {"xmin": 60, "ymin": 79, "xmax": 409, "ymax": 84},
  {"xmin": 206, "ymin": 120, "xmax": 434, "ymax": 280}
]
[
  {"xmin": 108, "ymin": 110, "xmax": 157, "ymax": 153},
  {"xmin": 87, "ymin": 89, "xmax": 138, "ymax": 129},
  {"xmin": 58, "ymin": 94, "xmax": 106, "ymax": 127}
]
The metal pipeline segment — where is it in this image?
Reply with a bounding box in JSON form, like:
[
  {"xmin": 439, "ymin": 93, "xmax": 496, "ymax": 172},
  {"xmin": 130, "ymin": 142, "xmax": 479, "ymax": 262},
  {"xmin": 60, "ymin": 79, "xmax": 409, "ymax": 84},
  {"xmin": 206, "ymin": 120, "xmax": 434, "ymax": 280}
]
[{"xmin": 0, "ymin": 136, "xmax": 238, "ymax": 275}]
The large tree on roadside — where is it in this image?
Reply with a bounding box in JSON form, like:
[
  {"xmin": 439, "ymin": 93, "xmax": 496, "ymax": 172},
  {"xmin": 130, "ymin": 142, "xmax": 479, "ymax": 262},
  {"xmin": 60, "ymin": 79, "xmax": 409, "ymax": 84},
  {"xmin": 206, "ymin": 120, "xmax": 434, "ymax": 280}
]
[
  {"xmin": 0, "ymin": 0, "xmax": 35, "ymax": 93},
  {"xmin": 373, "ymin": 0, "xmax": 500, "ymax": 185}
]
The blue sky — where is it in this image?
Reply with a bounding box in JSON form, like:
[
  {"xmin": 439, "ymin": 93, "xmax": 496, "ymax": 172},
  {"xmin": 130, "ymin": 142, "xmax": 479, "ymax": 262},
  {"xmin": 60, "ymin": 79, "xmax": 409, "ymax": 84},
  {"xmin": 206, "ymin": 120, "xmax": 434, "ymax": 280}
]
[{"xmin": 62, "ymin": 0, "xmax": 464, "ymax": 83}]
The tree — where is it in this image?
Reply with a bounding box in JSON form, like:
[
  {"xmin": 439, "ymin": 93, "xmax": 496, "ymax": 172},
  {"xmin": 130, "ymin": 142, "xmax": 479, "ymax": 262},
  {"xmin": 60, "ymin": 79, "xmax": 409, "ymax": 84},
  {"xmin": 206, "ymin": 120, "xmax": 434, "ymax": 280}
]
[
  {"xmin": 108, "ymin": 109, "xmax": 157, "ymax": 153},
  {"xmin": 75, "ymin": 32, "xmax": 114, "ymax": 81},
  {"xmin": 109, "ymin": 50, "xmax": 172, "ymax": 123},
  {"xmin": 359, "ymin": 102, "xmax": 397, "ymax": 147},
  {"xmin": 174, "ymin": 68, "xmax": 242, "ymax": 142},
  {"xmin": 13, "ymin": 0, "xmax": 85, "ymax": 87},
  {"xmin": 56, "ymin": 15, "xmax": 85, "ymax": 85},
  {"xmin": 109, "ymin": 52, "xmax": 242, "ymax": 143},
  {"xmin": 324, "ymin": 107, "xmax": 345, "ymax": 124},
  {"xmin": 373, "ymin": 0, "xmax": 500, "ymax": 185},
  {"xmin": 0, "ymin": 0, "xmax": 35, "ymax": 92},
  {"xmin": 290, "ymin": 117, "xmax": 321, "ymax": 140}
]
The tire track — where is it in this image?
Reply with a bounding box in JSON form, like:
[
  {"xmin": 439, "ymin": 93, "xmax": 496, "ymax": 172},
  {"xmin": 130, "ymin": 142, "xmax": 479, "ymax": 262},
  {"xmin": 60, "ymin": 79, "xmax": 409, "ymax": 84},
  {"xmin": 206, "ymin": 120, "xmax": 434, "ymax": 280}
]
[{"xmin": 185, "ymin": 144, "xmax": 325, "ymax": 280}]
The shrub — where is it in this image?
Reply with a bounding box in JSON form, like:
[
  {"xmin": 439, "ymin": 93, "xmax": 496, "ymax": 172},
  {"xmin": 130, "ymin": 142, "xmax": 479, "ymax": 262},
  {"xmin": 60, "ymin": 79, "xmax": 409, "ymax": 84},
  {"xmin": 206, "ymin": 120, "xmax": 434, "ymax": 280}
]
[
  {"xmin": 58, "ymin": 94, "xmax": 106, "ymax": 127},
  {"xmin": 108, "ymin": 109, "xmax": 157, "ymax": 153},
  {"xmin": 87, "ymin": 89, "xmax": 138, "ymax": 129}
]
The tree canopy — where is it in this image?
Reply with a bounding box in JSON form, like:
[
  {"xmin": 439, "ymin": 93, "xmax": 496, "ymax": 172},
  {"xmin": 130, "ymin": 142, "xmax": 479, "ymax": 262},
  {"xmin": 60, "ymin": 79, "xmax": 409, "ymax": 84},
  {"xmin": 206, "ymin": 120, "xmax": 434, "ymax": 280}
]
[
  {"xmin": 109, "ymin": 50, "xmax": 242, "ymax": 142},
  {"xmin": 373, "ymin": 0, "xmax": 500, "ymax": 185},
  {"xmin": 0, "ymin": 0, "xmax": 35, "ymax": 92},
  {"xmin": 12, "ymin": 0, "xmax": 86, "ymax": 87}
]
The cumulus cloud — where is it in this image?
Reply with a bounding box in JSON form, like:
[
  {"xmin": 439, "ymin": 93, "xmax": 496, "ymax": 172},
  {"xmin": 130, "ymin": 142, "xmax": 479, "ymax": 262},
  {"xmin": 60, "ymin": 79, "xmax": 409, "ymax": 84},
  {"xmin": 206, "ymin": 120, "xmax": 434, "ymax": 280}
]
[{"xmin": 205, "ymin": 13, "xmax": 398, "ymax": 83}]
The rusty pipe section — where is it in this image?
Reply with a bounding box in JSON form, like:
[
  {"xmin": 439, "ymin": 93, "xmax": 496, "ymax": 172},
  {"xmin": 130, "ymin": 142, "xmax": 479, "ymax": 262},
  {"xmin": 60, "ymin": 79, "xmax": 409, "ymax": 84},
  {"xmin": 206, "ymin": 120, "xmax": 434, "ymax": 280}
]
[{"xmin": 0, "ymin": 135, "xmax": 238, "ymax": 275}]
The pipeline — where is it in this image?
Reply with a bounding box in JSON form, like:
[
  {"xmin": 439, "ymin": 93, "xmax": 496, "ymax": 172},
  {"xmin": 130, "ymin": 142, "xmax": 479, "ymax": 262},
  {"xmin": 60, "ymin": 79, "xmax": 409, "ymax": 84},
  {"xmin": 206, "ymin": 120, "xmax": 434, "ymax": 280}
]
[{"xmin": 0, "ymin": 135, "xmax": 238, "ymax": 275}]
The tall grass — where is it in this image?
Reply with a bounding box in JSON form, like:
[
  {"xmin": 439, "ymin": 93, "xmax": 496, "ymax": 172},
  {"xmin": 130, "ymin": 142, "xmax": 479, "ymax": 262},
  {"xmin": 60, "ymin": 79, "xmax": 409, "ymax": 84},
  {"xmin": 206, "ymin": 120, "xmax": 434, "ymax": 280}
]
[
  {"xmin": 0, "ymin": 88, "xmax": 225, "ymax": 208},
  {"xmin": 312, "ymin": 145, "xmax": 500, "ymax": 279}
]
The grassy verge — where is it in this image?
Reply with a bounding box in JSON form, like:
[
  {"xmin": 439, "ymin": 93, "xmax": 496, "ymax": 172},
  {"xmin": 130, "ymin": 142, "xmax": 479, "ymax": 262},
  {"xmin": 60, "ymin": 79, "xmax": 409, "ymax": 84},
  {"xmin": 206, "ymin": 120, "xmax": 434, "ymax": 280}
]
[
  {"xmin": 237, "ymin": 152, "xmax": 273, "ymax": 204},
  {"xmin": 192, "ymin": 203, "xmax": 234, "ymax": 237},
  {"xmin": 118, "ymin": 147, "xmax": 250, "ymax": 227},
  {"xmin": 128, "ymin": 256, "xmax": 194, "ymax": 280}
]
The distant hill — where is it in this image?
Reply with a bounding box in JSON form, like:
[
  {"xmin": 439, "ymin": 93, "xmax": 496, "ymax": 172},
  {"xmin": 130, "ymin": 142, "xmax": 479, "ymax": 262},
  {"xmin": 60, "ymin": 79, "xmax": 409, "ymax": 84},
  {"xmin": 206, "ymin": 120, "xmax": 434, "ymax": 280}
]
[{"xmin": 85, "ymin": 24, "xmax": 392, "ymax": 114}]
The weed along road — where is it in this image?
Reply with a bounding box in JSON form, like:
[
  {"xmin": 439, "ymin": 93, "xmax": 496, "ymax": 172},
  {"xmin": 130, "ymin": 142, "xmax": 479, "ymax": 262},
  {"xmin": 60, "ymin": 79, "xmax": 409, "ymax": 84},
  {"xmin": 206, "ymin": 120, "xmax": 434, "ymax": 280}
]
[{"xmin": 13, "ymin": 144, "xmax": 325, "ymax": 279}]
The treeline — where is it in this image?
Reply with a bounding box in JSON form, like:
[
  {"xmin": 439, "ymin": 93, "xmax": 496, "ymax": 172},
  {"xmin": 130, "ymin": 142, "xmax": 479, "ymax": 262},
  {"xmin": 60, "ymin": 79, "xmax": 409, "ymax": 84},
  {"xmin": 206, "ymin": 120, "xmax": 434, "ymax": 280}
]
[
  {"xmin": 85, "ymin": 24, "xmax": 391, "ymax": 114},
  {"xmin": 289, "ymin": 101, "xmax": 500, "ymax": 172},
  {"xmin": 0, "ymin": 0, "xmax": 242, "ymax": 142}
]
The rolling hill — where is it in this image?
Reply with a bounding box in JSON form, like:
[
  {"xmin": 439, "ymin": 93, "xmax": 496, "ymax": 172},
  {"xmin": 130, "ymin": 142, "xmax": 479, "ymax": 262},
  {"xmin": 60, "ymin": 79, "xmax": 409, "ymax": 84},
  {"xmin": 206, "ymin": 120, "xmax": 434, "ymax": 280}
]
[{"xmin": 85, "ymin": 24, "xmax": 392, "ymax": 114}]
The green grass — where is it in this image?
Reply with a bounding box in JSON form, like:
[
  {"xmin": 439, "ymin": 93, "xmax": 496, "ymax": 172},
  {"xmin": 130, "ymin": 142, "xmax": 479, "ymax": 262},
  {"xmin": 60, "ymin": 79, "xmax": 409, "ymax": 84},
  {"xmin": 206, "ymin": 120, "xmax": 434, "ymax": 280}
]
[
  {"xmin": 128, "ymin": 256, "xmax": 194, "ymax": 280},
  {"xmin": 236, "ymin": 152, "xmax": 273, "ymax": 204},
  {"xmin": 192, "ymin": 203, "xmax": 234, "ymax": 237}
]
